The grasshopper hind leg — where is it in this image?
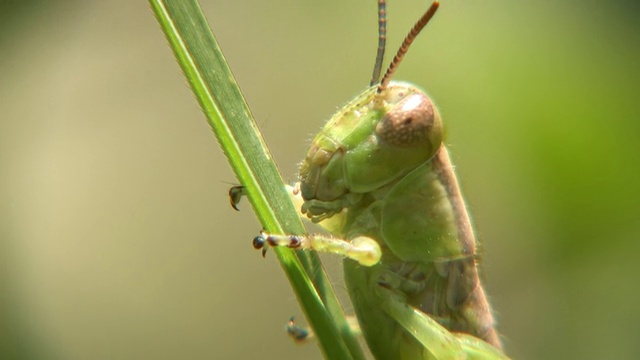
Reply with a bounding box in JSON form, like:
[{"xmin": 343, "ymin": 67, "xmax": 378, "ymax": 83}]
[{"xmin": 375, "ymin": 284, "xmax": 509, "ymax": 359}]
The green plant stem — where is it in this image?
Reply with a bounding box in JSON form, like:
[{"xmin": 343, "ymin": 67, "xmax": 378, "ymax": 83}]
[{"xmin": 148, "ymin": 1, "xmax": 364, "ymax": 359}]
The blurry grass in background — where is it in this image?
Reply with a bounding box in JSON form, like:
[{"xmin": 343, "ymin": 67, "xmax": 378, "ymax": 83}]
[{"xmin": 1, "ymin": 0, "xmax": 639, "ymax": 359}]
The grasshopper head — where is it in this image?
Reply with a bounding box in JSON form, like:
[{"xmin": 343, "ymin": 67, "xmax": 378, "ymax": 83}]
[{"xmin": 299, "ymin": 82, "xmax": 443, "ymax": 216}]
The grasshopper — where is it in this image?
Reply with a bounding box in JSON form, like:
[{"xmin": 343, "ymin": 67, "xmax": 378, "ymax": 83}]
[{"xmin": 248, "ymin": 2, "xmax": 508, "ymax": 359}]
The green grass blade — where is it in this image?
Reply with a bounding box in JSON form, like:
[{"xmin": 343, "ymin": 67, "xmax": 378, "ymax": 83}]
[{"xmin": 148, "ymin": 1, "xmax": 364, "ymax": 359}]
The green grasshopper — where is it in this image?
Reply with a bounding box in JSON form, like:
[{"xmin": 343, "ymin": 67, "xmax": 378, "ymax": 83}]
[{"xmin": 247, "ymin": 1, "xmax": 509, "ymax": 359}]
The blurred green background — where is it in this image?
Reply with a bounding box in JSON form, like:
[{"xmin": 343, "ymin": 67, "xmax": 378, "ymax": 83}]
[{"xmin": 1, "ymin": 0, "xmax": 639, "ymax": 359}]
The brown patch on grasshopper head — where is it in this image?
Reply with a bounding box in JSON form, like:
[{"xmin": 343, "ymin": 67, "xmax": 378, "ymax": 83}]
[{"xmin": 375, "ymin": 91, "xmax": 442, "ymax": 152}]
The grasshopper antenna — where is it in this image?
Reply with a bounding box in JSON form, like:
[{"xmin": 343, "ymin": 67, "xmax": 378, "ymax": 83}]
[
  {"xmin": 377, "ymin": 1, "xmax": 440, "ymax": 94},
  {"xmin": 369, "ymin": 0, "xmax": 387, "ymax": 86}
]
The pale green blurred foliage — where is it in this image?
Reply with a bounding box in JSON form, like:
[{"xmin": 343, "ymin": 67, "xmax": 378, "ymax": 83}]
[{"xmin": 1, "ymin": 1, "xmax": 639, "ymax": 359}]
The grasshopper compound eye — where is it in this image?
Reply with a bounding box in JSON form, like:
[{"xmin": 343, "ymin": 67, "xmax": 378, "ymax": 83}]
[{"xmin": 376, "ymin": 92, "xmax": 440, "ymax": 148}]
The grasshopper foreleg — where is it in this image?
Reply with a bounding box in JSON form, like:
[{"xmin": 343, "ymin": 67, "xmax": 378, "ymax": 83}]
[
  {"xmin": 286, "ymin": 316, "xmax": 314, "ymax": 343},
  {"xmin": 228, "ymin": 185, "xmax": 246, "ymax": 211},
  {"xmin": 252, "ymin": 231, "xmax": 381, "ymax": 267}
]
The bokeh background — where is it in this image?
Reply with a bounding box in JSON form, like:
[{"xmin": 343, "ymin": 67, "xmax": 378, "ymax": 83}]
[{"xmin": 1, "ymin": 0, "xmax": 639, "ymax": 359}]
